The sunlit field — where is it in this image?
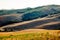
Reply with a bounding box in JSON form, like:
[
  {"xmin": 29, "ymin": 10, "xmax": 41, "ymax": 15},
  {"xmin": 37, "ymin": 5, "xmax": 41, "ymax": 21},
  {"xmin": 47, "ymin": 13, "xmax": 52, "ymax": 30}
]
[{"xmin": 0, "ymin": 29, "xmax": 60, "ymax": 40}]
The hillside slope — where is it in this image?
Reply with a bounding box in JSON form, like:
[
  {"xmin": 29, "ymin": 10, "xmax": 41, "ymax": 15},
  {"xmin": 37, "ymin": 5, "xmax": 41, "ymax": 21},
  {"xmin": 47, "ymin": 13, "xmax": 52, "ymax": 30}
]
[
  {"xmin": 0, "ymin": 14, "xmax": 60, "ymax": 32},
  {"xmin": 0, "ymin": 5, "xmax": 60, "ymax": 26},
  {"xmin": 0, "ymin": 14, "xmax": 23, "ymax": 26}
]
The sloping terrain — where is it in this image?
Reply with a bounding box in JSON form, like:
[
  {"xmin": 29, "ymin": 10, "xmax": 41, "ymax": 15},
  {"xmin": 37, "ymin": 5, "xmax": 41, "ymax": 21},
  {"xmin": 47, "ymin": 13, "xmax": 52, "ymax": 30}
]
[
  {"xmin": 0, "ymin": 5, "xmax": 60, "ymax": 26},
  {"xmin": 0, "ymin": 14, "xmax": 23, "ymax": 26},
  {"xmin": 0, "ymin": 14, "xmax": 60, "ymax": 32},
  {"xmin": 0, "ymin": 5, "xmax": 60, "ymax": 32}
]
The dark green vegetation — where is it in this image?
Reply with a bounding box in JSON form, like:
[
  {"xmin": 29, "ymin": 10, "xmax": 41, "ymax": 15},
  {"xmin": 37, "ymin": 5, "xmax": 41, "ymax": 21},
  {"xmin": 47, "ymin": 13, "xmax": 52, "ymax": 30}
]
[{"xmin": 0, "ymin": 5, "xmax": 60, "ymax": 15}]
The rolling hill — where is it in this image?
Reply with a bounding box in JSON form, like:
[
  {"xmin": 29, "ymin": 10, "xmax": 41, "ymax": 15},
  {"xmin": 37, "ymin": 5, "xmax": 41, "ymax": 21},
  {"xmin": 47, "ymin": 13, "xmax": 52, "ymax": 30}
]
[
  {"xmin": 0, "ymin": 14, "xmax": 23, "ymax": 26},
  {"xmin": 0, "ymin": 5, "xmax": 60, "ymax": 32},
  {"xmin": 0, "ymin": 13, "xmax": 60, "ymax": 32}
]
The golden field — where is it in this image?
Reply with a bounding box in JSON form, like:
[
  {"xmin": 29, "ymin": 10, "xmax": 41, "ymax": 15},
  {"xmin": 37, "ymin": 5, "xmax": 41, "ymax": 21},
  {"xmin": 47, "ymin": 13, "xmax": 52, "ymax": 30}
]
[{"xmin": 0, "ymin": 29, "xmax": 60, "ymax": 40}]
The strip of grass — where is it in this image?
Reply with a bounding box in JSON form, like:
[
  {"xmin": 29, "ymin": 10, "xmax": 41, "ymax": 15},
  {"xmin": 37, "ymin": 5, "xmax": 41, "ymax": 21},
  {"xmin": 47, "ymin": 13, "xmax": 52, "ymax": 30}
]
[{"xmin": 0, "ymin": 32, "xmax": 60, "ymax": 40}]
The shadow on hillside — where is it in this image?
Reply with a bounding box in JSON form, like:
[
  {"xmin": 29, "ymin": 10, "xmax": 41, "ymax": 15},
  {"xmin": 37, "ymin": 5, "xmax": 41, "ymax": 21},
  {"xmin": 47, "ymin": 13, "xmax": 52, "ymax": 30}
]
[
  {"xmin": 38, "ymin": 23, "xmax": 60, "ymax": 30},
  {"xmin": 0, "ymin": 18, "xmax": 60, "ymax": 32}
]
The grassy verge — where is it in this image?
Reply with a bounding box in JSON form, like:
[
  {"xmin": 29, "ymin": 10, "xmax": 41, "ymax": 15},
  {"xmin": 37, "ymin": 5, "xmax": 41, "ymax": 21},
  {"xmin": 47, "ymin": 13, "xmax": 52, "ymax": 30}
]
[{"xmin": 0, "ymin": 32, "xmax": 60, "ymax": 40}]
